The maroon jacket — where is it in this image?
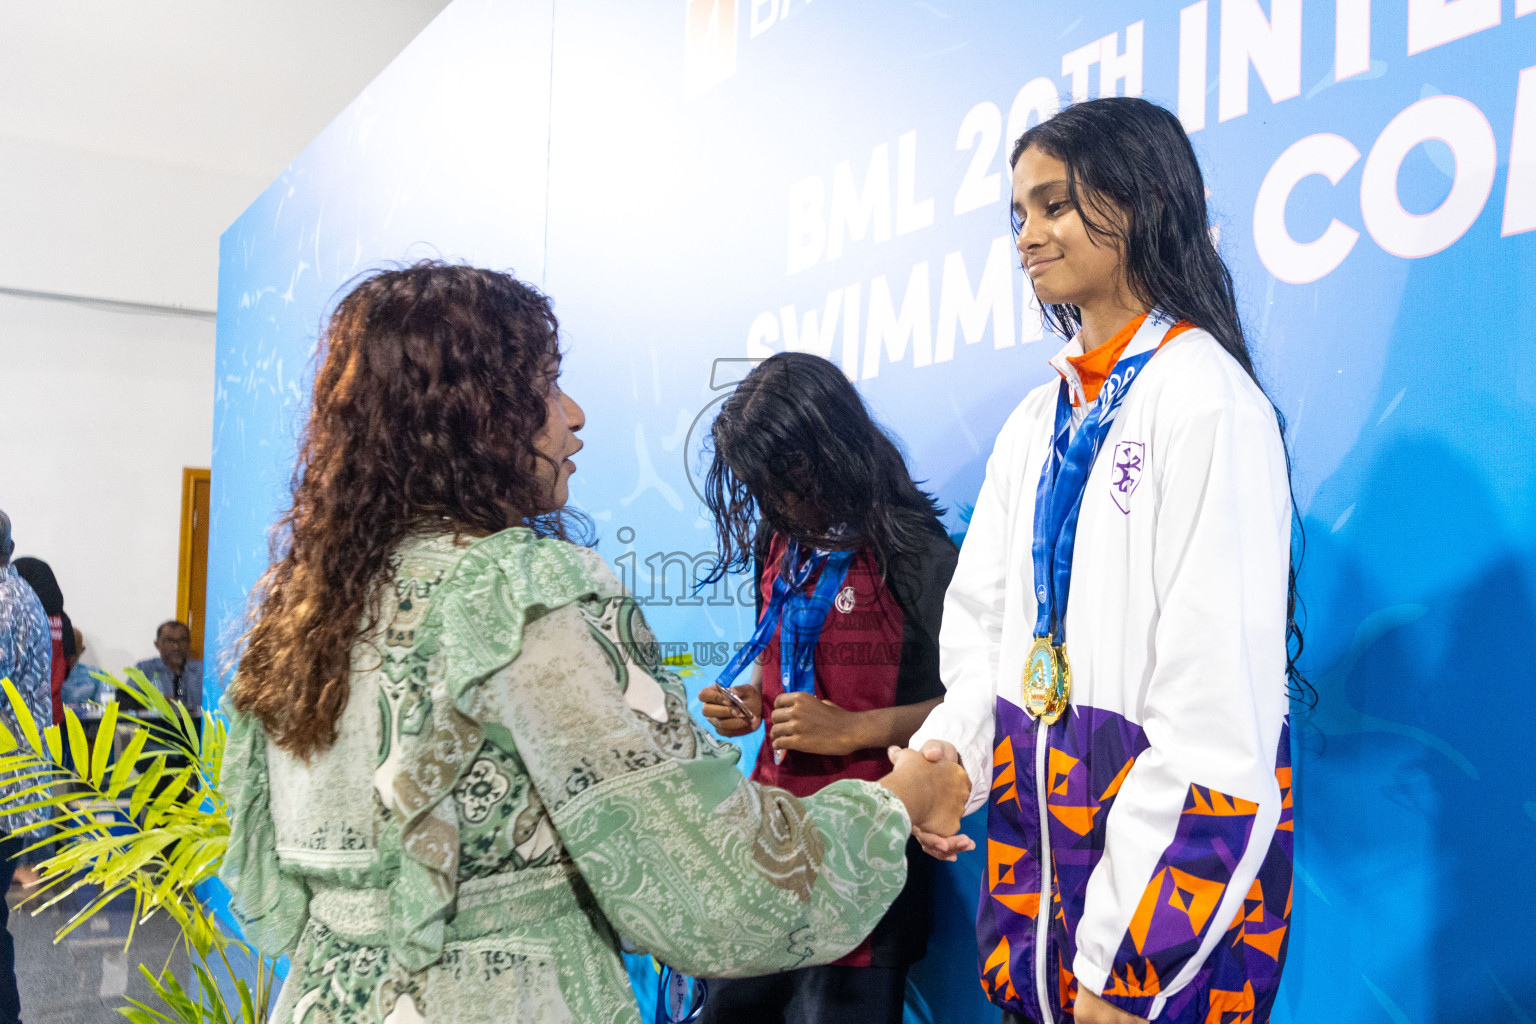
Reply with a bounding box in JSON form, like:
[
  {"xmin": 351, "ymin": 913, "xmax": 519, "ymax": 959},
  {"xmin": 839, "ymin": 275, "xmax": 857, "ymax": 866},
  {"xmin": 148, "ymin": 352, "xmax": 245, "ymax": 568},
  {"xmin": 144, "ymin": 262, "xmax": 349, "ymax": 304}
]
[{"xmin": 750, "ymin": 527, "xmax": 958, "ymax": 968}]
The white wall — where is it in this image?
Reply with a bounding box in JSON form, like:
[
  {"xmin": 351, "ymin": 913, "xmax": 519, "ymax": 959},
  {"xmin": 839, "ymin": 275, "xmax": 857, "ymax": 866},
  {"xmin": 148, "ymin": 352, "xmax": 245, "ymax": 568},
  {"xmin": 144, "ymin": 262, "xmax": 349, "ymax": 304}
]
[
  {"xmin": 0, "ymin": 136, "xmax": 266, "ymax": 311},
  {"xmin": 0, "ymin": 0, "xmax": 451, "ymax": 672},
  {"xmin": 0, "ymin": 292, "xmax": 215, "ymax": 674},
  {"xmin": 0, "ymin": 0, "xmax": 451, "ymax": 312},
  {"xmin": 0, "ymin": 133, "xmax": 255, "ymax": 668}
]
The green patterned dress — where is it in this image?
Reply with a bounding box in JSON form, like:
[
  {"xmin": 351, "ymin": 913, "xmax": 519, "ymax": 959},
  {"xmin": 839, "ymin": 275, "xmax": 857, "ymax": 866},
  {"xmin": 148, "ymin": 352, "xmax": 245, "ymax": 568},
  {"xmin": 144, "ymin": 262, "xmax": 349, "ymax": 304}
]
[{"xmin": 219, "ymin": 529, "xmax": 912, "ymax": 1023}]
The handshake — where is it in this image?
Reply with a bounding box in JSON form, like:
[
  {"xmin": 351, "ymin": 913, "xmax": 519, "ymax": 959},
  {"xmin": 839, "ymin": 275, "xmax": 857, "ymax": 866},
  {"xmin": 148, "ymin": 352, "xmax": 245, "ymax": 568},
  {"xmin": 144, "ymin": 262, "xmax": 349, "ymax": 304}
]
[
  {"xmin": 700, "ymin": 681, "xmax": 976, "ymax": 858},
  {"xmin": 878, "ymin": 742, "xmax": 977, "ymax": 861}
]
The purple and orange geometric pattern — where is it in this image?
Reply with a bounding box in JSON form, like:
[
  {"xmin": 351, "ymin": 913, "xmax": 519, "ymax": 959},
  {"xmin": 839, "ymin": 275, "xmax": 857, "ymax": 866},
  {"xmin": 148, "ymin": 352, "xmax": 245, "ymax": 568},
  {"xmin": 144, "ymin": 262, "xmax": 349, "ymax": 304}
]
[
  {"xmin": 1177, "ymin": 719, "xmax": 1293, "ymax": 1024},
  {"xmin": 1057, "ymin": 958, "xmax": 1079, "ymax": 1016},
  {"xmin": 1044, "ymin": 704, "xmax": 1150, "ymax": 967},
  {"xmin": 976, "ymin": 707, "xmax": 1292, "ymax": 1024},
  {"xmin": 976, "ymin": 697, "xmax": 1044, "ymax": 1018},
  {"xmin": 1102, "ymin": 783, "xmax": 1259, "ymax": 1017},
  {"xmin": 1156, "ymin": 722, "xmax": 1292, "ymax": 1024}
]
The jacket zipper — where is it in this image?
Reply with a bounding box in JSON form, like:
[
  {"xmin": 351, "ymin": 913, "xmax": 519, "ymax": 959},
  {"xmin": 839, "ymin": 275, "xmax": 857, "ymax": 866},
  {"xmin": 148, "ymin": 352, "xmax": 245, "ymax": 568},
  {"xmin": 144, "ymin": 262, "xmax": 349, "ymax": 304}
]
[{"xmin": 1033, "ymin": 718, "xmax": 1055, "ymax": 1022}]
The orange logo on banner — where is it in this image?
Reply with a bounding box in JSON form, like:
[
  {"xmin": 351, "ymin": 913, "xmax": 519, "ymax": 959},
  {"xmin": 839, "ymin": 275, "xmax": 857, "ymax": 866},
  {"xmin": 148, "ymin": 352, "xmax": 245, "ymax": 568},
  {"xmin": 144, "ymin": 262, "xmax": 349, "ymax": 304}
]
[{"xmin": 684, "ymin": 0, "xmax": 737, "ymax": 95}]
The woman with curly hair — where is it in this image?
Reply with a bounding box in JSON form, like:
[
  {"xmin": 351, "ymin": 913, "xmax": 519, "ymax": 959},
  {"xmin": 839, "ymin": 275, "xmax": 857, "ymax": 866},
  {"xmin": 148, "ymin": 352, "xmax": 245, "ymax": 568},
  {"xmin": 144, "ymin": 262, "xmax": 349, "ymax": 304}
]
[{"xmin": 218, "ymin": 262, "xmax": 969, "ymax": 1024}]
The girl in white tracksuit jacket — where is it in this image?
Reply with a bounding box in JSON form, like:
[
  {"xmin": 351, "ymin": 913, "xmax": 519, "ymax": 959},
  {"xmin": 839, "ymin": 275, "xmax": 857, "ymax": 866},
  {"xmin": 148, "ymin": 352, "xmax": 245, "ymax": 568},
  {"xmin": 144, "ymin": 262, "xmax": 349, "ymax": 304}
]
[{"xmin": 911, "ymin": 98, "xmax": 1298, "ymax": 1024}]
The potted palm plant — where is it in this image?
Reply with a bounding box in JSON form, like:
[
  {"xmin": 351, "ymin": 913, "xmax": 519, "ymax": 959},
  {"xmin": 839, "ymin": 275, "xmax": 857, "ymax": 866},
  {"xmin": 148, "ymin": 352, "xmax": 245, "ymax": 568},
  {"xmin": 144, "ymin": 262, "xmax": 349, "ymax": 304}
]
[{"xmin": 0, "ymin": 669, "xmax": 272, "ymax": 1023}]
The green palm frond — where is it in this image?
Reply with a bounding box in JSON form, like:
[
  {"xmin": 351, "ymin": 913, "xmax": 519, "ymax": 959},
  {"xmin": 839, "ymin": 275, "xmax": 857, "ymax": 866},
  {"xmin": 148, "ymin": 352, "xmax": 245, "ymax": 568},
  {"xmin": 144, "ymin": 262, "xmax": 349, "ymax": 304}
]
[
  {"xmin": 0, "ymin": 673, "xmax": 272, "ymax": 1023},
  {"xmin": 119, "ymin": 948, "xmax": 267, "ymax": 1024}
]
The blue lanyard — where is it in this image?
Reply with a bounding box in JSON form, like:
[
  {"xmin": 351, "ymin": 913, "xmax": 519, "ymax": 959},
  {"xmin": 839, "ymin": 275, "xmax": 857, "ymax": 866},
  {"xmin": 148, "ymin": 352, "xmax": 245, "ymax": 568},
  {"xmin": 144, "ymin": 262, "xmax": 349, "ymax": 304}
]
[
  {"xmin": 665, "ymin": 540, "xmax": 852, "ymax": 1024},
  {"xmin": 714, "ymin": 537, "xmax": 855, "ymax": 695},
  {"xmin": 1032, "ymin": 312, "xmax": 1177, "ymax": 644},
  {"xmin": 654, "ymin": 963, "xmax": 707, "ymax": 1024}
]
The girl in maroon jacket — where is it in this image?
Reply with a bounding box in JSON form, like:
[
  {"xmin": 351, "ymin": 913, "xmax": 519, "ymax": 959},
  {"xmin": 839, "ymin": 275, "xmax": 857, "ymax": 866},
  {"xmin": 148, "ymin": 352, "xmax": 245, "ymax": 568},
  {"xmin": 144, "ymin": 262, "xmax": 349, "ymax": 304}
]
[{"xmin": 697, "ymin": 351, "xmax": 959, "ymax": 1024}]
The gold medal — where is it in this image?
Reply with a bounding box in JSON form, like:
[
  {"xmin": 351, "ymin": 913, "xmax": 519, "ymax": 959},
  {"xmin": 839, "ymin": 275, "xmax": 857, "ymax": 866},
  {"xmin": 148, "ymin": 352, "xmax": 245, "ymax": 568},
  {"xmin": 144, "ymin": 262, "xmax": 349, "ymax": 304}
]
[{"xmin": 1022, "ymin": 635, "xmax": 1071, "ymax": 725}]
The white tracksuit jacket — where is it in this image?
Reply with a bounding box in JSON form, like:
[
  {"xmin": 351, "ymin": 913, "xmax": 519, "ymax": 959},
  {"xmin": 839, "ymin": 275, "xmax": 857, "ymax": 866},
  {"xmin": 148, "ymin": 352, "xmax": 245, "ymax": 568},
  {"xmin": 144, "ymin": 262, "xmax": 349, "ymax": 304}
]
[{"xmin": 911, "ymin": 325, "xmax": 1294, "ymax": 1023}]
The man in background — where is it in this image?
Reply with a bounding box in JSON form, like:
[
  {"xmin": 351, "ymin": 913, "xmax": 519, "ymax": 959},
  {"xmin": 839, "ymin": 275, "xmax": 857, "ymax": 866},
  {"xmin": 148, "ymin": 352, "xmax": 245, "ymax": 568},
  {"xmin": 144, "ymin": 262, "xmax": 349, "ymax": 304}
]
[
  {"xmin": 134, "ymin": 620, "xmax": 203, "ymax": 719},
  {"xmin": 62, "ymin": 628, "xmax": 111, "ymax": 771},
  {"xmin": 60, "ymin": 627, "xmax": 105, "ymax": 711},
  {"xmin": 0, "ymin": 509, "xmax": 54, "ymax": 1024}
]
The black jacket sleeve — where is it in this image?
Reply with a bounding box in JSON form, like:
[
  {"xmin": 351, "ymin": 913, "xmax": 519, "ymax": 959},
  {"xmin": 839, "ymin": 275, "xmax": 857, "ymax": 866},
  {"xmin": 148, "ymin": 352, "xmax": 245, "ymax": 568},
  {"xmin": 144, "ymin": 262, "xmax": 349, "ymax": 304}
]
[{"xmin": 890, "ymin": 528, "xmax": 959, "ymax": 706}]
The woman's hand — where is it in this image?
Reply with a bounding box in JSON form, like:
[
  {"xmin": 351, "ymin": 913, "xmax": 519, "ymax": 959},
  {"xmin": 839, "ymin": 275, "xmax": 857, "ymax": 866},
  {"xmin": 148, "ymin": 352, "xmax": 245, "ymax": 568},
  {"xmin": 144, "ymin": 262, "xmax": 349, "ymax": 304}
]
[
  {"xmin": 768, "ymin": 693, "xmax": 861, "ymax": 756},
  {"xmin": 907, "ymin": 740, "xmax": 978, "ymax": 861},
  {"xmin": 1073, "ymin": 989, "xmax": 1148, "ymax": 1024},
  {"xmin": 903, "ymin": 739, "xmax": 976, "ymax": 859},
  {"xmin": 699, "ymin": 684, "xmax": 762, "ymax": 737},
  {"xmin": 878, "ymin": 746, "xmax": 971, "ymax": 839}
]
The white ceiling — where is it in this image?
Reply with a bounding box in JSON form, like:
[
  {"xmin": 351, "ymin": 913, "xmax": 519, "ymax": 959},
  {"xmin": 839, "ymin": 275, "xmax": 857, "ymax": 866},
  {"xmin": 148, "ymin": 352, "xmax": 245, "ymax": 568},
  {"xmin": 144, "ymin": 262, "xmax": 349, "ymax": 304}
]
[
  {"xmin": 0, "ymin": 0, "xmax": 453, "ymax": 182},
  {"xmin": 0, "ymin": 0, "xmax": 455, "ymax": 308}
]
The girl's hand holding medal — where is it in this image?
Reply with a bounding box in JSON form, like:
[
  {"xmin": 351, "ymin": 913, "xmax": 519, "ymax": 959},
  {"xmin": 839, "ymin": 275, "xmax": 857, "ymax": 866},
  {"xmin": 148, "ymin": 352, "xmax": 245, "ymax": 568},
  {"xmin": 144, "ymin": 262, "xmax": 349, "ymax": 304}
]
[
  {"xmin": 699, "ymin": 683, "xmax": 762, "ymax": 737},
  {"xmin": 701, "ymin": 685, "xmax": 971, "ymax": 839}
]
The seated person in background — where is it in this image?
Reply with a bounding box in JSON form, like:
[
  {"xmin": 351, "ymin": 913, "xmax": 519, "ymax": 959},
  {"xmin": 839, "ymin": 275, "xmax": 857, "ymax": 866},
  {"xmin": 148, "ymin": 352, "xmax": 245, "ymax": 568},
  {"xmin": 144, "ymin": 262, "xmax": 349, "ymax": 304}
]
[
  {"xmin": 61, "ymin": 627, "xmax": 113, "ymax": 780},
  {"xmin": 61, "ymin": 628, "xmax": 106, "ymax": 714},
  {"xmin": 134, "ymin": 620, "xmax": 203, "ymax": 718}
]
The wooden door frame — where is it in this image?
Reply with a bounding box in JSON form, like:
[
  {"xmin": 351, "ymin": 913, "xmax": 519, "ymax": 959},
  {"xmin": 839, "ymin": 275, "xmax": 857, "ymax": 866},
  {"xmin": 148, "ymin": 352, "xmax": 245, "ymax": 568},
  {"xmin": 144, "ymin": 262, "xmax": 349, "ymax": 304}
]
[{"xmin": 176, "ymin": 467, "xmax": 212, "ymax": 647}]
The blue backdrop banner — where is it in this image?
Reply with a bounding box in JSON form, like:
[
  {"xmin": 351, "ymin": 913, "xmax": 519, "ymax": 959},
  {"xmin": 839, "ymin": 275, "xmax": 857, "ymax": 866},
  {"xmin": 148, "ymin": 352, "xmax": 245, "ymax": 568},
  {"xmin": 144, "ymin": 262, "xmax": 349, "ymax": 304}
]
[{"xmin": 207, "ymin": 2, "xmax": 1536, "ymax": 1020}]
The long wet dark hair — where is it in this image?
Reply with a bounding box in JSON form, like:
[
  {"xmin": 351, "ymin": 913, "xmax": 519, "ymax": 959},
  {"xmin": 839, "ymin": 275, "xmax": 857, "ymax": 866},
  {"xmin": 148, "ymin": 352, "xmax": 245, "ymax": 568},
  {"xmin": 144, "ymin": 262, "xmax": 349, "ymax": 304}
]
[
  {"xmin": 1011, "ymin": 97, "xmax": 1308, "ymax": 700},
  {"xmin": 702, "ymin": 352, "xmax": 945, "ymax": 589},
  {"xmin": 230, "ymin": 262, "xmax": 582, "ymax": 759}
]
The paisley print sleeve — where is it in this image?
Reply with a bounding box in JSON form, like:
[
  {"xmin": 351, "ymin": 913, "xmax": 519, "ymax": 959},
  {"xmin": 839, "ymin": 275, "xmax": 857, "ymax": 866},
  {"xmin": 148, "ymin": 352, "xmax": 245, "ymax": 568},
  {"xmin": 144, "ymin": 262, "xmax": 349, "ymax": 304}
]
[
  {"xmin": 218, "ymin": 700, "xmax": 311, "ymax": 955},
  {"xmin": 473, "ymin": 603, "xmax": 911, "ymax": 978}
]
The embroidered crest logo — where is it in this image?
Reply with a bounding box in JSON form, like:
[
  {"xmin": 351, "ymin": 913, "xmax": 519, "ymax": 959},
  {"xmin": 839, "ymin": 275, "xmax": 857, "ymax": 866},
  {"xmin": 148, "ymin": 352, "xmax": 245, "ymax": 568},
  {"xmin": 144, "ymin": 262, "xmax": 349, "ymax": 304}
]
[
  {"xmin": 835, "ymin": 585, "xmax": 856, "ymax": 614},
  {"xmin": 1110, "ymin": 441, "xmax": 1145, "ymax": 514}
]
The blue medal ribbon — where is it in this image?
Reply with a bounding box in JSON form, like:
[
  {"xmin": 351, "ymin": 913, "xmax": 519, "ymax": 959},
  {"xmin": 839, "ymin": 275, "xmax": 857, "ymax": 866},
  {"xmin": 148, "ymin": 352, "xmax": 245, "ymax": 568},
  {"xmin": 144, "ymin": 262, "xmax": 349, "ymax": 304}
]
[
  {"xmin": 665, "ymin": 538, "xmax": 853, "ymax": 1023},
  {"xmin": 715, "ymin": 537, "xmax": 856, "ymax": 696},
  {"xmin": 1032, "ymin": 311, "xmax": 1178, "ymax": 645},
  {"xmin": 714, "ymin": 536, "xmax": 855, "ymax": 763},
  {"xmin": 653, "ymin": 962, "xmax": 706, "ymax": 1024}
]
